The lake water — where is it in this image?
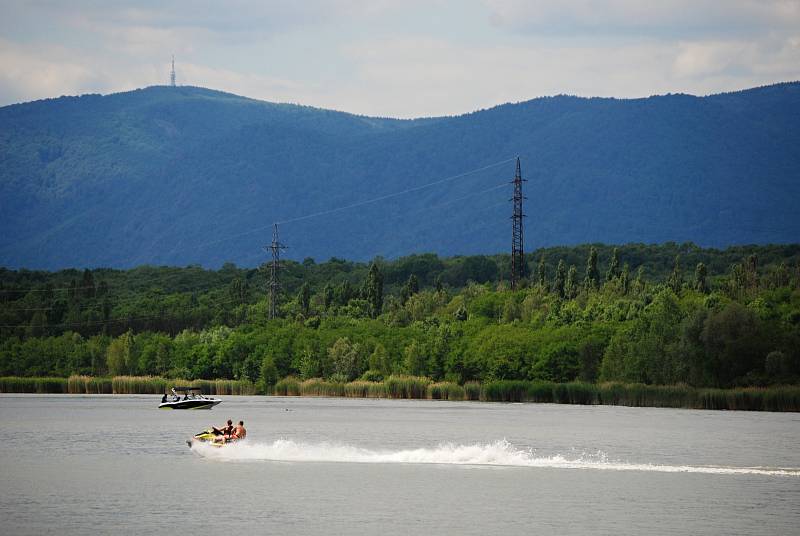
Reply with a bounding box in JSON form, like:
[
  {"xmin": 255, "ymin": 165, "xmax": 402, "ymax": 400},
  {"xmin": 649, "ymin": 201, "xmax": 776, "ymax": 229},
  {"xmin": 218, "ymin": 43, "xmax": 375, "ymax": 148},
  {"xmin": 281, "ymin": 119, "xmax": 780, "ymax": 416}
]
[{"xmin": 1, "ymin": 395, "xmax": 799, "ymax": 535}]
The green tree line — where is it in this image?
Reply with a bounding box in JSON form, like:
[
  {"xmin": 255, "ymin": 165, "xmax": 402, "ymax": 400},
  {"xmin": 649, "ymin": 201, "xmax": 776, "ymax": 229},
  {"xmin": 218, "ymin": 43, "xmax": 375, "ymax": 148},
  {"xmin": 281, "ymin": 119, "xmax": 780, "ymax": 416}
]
[{"xmin": 1, "ymin": 243, "xmax": 799, "ymax": 388}]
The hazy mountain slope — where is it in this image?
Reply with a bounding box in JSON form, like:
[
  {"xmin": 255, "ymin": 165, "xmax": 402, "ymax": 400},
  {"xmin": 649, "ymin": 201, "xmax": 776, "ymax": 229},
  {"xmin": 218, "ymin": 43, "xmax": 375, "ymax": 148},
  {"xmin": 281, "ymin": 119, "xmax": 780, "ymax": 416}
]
[{"xmin": 1, "ymin": 82, "xmax": 798, "ymax": 269}]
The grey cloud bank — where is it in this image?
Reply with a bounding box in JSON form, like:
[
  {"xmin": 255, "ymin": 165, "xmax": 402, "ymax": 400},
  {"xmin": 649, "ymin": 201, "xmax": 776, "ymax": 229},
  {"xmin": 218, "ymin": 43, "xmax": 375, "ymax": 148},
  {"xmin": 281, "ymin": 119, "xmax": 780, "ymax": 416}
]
[{"xmin": 1, "ymin": 0, "xmax": 798, "ymax": 117}]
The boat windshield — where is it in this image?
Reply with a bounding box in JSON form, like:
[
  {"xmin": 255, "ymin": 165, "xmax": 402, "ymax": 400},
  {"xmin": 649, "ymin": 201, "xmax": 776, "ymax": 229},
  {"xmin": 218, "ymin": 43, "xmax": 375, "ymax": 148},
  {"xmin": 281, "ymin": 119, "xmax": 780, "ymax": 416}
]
[{"xmin": 171, "ymin": 387, "xmax": 206, "ymax": 396}]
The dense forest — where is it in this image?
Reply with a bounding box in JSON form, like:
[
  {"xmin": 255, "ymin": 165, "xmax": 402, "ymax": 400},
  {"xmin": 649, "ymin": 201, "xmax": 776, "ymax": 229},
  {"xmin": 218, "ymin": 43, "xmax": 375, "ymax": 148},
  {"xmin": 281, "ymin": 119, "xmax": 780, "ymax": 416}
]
[
  {"xmin": 1, "ymin": 243, "xmax": 799, "ymax": 390},
  {"xmin": 2, "ymin": 83, "xmax": 799, "ymax": 269}
]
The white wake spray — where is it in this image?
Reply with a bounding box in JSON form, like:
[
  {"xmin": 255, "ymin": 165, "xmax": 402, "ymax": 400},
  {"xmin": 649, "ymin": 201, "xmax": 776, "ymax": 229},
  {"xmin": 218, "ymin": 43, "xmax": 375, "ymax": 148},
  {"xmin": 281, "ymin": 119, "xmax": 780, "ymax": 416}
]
[{"xmin": 190, "ymin": 439, "xmax": 800, "ymax": 477}]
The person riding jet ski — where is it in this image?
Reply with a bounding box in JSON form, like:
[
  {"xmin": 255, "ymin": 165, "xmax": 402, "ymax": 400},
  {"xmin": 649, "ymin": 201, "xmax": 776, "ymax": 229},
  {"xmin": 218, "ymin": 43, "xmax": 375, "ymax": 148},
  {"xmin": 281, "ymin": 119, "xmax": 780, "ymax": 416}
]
[
  {"xmin": 212, "ymin": 419, "xmax": 235, "ymax": 441},
  {"xmin": 188, "ymin": 420, "xmax": 246, "ymax": 448}
]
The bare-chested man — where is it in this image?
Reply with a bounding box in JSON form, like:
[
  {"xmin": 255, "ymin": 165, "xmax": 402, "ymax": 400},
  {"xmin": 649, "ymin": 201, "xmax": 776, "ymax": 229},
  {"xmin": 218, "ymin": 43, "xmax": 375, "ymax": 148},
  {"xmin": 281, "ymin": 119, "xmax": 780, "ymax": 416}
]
[{"xmin": 233, "ymin": 421, "xmax": 246, "ymax": 440}]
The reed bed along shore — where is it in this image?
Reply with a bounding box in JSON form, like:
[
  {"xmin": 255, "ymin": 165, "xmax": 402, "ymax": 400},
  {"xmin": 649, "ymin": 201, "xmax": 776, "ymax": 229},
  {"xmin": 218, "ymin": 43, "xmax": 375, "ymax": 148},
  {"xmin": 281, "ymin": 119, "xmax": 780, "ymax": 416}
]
[
  {"xmin": 1, "ymin": 375, "xmax": 798, "ymax": 411},
  {"xmin": 0, "ymin": 375, "xmax": 257, "ymax": 395},
  {"xmin": 477, "ymin": 380, "xmax": 800, "ymax": 412},
  {"xmin": 272, "ymin": 376, "xmax": 800, "ymax": 411},
  {"xmin": 272, "ymin": 376, "xmax": 464, "ymax": 400}
]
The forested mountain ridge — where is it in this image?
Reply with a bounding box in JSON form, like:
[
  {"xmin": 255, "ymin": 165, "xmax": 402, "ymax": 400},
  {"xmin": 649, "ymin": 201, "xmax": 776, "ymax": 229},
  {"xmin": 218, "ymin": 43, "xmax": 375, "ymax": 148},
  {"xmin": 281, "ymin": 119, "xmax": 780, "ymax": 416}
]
[{"xmin": 1, "ymin": 82, "xmax": 799, "ymax": 269}]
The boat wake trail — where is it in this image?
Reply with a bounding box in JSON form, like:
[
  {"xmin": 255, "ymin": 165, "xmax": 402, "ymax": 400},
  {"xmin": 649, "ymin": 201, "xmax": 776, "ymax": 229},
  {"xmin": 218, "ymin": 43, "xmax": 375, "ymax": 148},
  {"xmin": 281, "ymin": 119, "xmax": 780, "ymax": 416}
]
[{"xmin": 191, "ymin": 439, "xmax": 800, "ymax": 477}]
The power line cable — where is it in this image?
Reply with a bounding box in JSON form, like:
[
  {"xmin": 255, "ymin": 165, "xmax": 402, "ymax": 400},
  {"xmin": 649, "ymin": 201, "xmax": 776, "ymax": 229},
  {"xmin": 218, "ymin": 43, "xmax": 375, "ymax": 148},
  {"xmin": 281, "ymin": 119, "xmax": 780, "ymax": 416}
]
[
  {"xmin": 399, "ymin": 182, "xmax": 508, "ymax": 217},
  {"xmin": 2, "ymin": 284, "xmax": 101, "ymax": 293},
  {"xmin": 128, "ymin": 156, "xmax": 516, "ymax": 262},
  {"xmin": 0, "ymin": 269, "xmax": 262, "ymax": 296},
  {"xmin": 369, "ymin": 200, "xmax": 509, "ymax": 260},
  {"xmin": 1, "ymin": 275, "xmax": 264, "ymax": 312},
  {"xmin": 276, "ymin": 157, "xmax": 516, "ymax": 226},
  {"xmin": 3, "ymin": 288, "xmax": 236, "ymax": 313},
  {"xmin": 0, "ymin": 295, "xmax": 246, "ymax": 330}
]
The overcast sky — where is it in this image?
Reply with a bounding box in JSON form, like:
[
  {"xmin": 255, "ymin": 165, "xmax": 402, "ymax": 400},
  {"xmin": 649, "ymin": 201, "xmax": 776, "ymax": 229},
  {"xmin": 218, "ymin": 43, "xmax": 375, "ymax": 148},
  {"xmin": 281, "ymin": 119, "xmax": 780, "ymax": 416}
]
[{"xmin": 1, "ymin": 0, "xmax": 798, "ymax": 117}]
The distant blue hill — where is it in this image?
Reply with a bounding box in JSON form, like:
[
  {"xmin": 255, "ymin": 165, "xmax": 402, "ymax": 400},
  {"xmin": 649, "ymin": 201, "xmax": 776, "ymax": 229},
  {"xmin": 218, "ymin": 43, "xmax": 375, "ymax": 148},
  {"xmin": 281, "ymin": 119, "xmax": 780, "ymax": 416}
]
[{"xmin": 1, "ymin": 82, "xmax": 798, "ymax": 269}]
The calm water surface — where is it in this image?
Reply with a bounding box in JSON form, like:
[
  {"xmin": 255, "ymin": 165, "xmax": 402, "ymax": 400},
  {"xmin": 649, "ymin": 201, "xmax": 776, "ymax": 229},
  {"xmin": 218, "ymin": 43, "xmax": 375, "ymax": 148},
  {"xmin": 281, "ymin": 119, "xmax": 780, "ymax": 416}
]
[{"xmin": 1, "ymin": 395, "xmax": 798, "ymax": 535}]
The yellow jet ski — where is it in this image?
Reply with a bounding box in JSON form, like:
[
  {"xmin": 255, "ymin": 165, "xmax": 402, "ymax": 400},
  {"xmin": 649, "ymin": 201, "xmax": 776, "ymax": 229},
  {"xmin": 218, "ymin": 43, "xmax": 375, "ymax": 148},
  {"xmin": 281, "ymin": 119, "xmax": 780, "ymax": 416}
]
[{"xmin": 186, "ymin": 427, "xmax": 241, "ymax": 448}]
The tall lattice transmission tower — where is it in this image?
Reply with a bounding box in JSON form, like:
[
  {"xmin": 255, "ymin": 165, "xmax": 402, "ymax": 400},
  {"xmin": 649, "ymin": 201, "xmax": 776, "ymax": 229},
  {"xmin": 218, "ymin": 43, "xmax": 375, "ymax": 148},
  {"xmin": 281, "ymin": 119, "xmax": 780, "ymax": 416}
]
[
  {"xmin": 510, "ymin": 156, "xmax": 527, "ymax": 289},
  {"xmin": 170, "ymin": 55, "xmax": 176, "ymax": 87},
  {"xmin": 264, "ymin": 224, "xmax": 287, "ymax": 319}
]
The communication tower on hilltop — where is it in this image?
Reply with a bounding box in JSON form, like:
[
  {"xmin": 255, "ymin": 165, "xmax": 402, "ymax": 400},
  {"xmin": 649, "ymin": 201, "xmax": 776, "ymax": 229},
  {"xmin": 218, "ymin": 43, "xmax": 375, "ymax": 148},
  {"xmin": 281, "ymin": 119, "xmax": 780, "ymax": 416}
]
[
  {"xmin": 170, "ymin": 55, "xmax": 176, "ymax": 87},
  {"xmin": 510, "ymin": 156, "xmax": 527, "ymax": 289}
]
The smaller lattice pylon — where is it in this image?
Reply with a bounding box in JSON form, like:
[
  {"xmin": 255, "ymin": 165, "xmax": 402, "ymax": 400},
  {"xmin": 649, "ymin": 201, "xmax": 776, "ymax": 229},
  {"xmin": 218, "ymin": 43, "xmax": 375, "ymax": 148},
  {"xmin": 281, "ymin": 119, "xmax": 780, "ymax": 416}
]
[
  {"xmin": 510, "ymin": 156, "xmax": 527, "ymax": 290},
  {"xmin": 263, "ymin": 223, "xmax": 287, "ymax": 319}
]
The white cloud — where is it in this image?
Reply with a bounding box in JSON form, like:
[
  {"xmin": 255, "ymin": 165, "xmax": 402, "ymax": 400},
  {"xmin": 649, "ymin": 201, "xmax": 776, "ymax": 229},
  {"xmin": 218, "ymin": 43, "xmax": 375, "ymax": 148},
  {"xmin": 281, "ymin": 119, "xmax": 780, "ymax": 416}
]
[
  {"xmin": 483, "ymin": 0, "xmax": 800, "ymax": 36},
  {"xmin": 329, "ymin": 33, "xmax": 800, "ymax": 117},
  {"xmin": 0, "ymin": 1, "xmax": 798, "ymax": 116},
  {"xmin": 671, "ymin": 34, "xmax": 800, "ymax": 82},
  {"xmin": 0, "ymin": 38, "xmax": 101, "ymax": 102},
  {"xmin": 176, "ymin": 62, "xmax": 308, "ymax": 100},
  {"xmin": 5, "ymin": 1, "xmax": 423, "ymax": 41}
]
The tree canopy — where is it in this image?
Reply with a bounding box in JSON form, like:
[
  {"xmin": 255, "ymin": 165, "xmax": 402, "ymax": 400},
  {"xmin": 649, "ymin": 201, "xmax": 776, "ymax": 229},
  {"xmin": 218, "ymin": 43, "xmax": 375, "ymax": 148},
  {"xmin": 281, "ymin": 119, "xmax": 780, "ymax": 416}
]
[{"xmin": 1, "ymin": 243, "xmax": 799, "ymax": 388}]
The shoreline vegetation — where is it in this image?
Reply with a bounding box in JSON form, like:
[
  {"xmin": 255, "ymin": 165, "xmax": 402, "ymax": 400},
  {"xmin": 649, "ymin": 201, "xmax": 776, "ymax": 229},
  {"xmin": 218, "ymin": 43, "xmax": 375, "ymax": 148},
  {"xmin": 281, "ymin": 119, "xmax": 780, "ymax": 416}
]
[
  {"xmin": 3, "ymin": 245, "xmax": 800, "ymax": 414},
  {"xmin": 0, "ymin": 375, "xmax": 258, "ymax": 396},
  {"xmin": 1, "ymin": 375, "xmax": 798, "ymax": 412}
]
